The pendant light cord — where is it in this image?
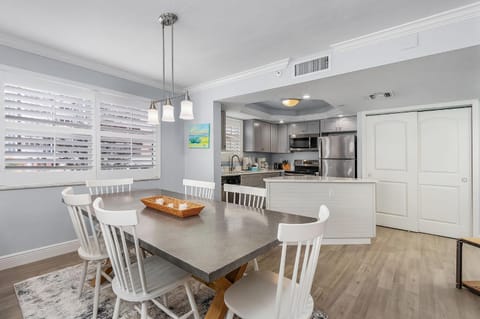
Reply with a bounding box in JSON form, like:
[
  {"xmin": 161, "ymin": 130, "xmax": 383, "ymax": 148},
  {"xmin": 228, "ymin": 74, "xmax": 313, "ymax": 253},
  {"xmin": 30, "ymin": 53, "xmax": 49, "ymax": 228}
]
[
  {"xmin": 162, "ymin": 23, "xmax": 166, "ymax": 99},
  {"xmin": 171, "ymin": 23, "xmax": 174, "ymax": 96}
]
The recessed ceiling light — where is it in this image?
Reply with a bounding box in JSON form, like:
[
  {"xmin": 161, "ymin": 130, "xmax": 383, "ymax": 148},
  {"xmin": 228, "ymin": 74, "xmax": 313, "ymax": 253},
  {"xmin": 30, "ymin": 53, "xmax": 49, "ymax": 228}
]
[
  {"xmin": 281, "ymin": 98, "xmax": 300, "ymax": 107},
  {"xmin": 279, "ymin": 120, "xmax": 284, "ymax": 124},
  {"xmin": 337, "ymin": 114, "xmax": 344, "ymax": 118},
  {"xmin": 302, "ymin": 94, "xmax": 311, "ymax": 99}
]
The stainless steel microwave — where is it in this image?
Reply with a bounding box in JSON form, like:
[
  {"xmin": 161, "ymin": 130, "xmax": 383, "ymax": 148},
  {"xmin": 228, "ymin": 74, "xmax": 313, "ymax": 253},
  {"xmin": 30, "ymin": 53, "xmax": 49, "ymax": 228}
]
[{"xmin": 289, "ymin": 134, "xmax": 319, "ymax": 152}]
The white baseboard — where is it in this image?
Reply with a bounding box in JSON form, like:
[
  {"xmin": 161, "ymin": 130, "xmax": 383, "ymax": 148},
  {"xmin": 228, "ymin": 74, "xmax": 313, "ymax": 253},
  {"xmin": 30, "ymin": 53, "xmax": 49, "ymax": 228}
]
[
  {"xmin": 0, "ymin": 239, "xmax": 79, "ymax": 271},
  {"xmin": 323, "ymin": 238, "xmax": 371, "ymax": 245}
]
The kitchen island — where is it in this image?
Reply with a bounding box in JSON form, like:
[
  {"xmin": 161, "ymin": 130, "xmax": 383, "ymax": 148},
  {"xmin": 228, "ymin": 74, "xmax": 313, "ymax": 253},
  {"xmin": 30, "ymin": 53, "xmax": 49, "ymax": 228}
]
[{"xmin": 264, "ymin": 176, "xmax": 376, "ymax": 244}]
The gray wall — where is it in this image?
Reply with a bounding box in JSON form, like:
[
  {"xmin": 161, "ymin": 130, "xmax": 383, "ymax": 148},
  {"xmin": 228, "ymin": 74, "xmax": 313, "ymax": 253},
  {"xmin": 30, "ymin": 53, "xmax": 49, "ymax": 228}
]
[{"xmin": 0, "ymin": 45, "xmax": 185, "ymax": 256}]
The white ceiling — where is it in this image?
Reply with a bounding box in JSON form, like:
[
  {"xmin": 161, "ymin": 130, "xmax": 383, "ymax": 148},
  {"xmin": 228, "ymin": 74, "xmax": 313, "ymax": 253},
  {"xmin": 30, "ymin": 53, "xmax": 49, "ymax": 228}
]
[
  {"xmin": 0, "ymin": 0, "xmax": 476, "ymax": 87},
  {"xmin": 221, "ymin": 46, "xmax": 480, "ymax": 121}
]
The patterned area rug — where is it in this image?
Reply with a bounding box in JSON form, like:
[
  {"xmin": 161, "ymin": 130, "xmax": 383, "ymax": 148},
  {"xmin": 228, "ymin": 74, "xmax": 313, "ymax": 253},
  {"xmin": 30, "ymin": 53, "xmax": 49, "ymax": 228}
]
[{"xmin": 14, "ymin": 263, "xmax": 328, "ymax": 318}]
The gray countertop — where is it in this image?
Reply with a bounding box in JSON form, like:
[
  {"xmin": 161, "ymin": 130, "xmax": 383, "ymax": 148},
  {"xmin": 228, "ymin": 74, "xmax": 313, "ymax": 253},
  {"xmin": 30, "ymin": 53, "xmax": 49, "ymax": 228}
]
[
  {"xmin": 94, "ymin": 189, "xmax": 314, "ymax": 282},
  {"xmin": 264, "ymin": 175, "xmax": 377, "ymax": 183},
  {"xmin": 221, "ymin": 169, "xmax": 284, "ymax": 177}
]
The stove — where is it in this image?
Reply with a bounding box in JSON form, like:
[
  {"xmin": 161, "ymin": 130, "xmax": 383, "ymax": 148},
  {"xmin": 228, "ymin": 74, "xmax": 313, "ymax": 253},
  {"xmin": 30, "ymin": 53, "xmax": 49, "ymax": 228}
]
[{"xmin": 284, "ymin": 159, "xmax": 319, "ymax": 176}]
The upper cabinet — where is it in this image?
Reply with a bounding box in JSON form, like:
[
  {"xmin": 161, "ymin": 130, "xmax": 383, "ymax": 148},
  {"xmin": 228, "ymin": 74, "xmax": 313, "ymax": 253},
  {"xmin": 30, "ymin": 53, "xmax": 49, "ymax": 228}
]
[
  {"xmin": 288, "ymin": 121, "xmax": 320, "ymax": 136},
  {"xmin": 244, "ymin": 120, "xmax": 289, "ymax": 153},
  {"xmin": 271, "ymin": 124, "xmax": 289, "ymax": 153},
  {"xmin": 244, "ymin": 120, "xmax": 271, "ymax": 152},
  {"xmin": 321, "ymin": 116, "xmax": 357, "ymax": 133}
]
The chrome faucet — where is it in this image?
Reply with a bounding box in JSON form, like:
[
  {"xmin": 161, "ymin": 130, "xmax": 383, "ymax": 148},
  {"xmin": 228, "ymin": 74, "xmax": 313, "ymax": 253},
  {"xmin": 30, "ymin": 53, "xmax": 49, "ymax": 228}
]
[{"xmin": 230, "ymin": 154, "xmax": 241, "ymax": 172}]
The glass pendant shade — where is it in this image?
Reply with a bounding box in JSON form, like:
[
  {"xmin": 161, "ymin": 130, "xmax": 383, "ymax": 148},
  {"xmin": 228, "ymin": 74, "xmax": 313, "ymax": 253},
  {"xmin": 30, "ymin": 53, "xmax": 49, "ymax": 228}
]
[
  {"xmin": 161, "ymin": 99, "xmax": 175, "ymax": 122},
  {"xmin": 180, "ymin": 92, "xmax": 194, "ymax": 120},
  {"xmin": 148, "ymin": 102, "xmax": 159, "ymax": 124}
]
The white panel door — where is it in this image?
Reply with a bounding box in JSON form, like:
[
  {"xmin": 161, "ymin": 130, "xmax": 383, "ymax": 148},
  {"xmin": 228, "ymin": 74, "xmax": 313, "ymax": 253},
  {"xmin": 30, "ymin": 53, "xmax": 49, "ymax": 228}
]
[
  {"xmin": 366, "ymin": 112, "xmax": 418, "ymax": 231},
  {"xmin": 417, "ymin": 108, "xmax": 471, "ymax": 237}
]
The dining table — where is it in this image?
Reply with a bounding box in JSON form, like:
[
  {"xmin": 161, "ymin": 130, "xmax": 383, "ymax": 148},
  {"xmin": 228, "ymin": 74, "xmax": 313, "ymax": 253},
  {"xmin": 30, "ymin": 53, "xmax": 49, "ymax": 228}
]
[{"xmin": 91, "ymin": 188, "xmax": 316, "ymax": 319}]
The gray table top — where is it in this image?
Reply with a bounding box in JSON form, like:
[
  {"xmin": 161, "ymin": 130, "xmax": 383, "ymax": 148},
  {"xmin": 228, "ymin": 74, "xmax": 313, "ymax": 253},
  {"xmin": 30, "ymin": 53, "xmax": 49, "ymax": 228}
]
[{"xmin": 94, "ymin": 189, "xmax": 315, "ymax": 282}]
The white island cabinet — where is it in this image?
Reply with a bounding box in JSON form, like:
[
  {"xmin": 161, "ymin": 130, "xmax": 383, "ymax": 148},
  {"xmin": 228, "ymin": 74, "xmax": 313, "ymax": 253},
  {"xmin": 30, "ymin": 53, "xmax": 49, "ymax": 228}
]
[{"xmin": 264, "ymin": 176, "xmax": 376, "ymax": 244}]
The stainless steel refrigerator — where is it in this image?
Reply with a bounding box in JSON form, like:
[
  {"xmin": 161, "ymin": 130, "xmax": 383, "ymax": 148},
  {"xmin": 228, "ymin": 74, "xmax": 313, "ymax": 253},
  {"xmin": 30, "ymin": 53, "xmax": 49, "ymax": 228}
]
[{"xmin": 318, "ymin": 135, "xmax": 357, "ymax": 178}]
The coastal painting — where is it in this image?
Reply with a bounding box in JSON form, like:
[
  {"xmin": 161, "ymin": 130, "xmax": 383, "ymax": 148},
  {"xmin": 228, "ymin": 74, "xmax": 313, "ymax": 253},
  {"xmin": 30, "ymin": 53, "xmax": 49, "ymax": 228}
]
[{"xmin": 188, "ymin": 123, "xmax": 210, "ymax": 149}]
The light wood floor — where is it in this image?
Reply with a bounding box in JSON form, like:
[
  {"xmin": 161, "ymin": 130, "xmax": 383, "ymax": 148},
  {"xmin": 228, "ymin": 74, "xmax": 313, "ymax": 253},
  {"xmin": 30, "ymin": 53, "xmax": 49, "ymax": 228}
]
[{"xmin": 1, "ymin": 227, "xmax": 480, "ymax": 319}]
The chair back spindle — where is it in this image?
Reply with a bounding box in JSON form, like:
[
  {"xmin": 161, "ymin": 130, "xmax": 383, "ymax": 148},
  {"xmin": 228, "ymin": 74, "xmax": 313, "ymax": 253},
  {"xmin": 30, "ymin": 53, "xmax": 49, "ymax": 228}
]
[
  {"xmin": 62, "ymin": 187, "xmax": 100, "ymax": 256},
  {"xmin": 183, "ymin": 178, "xmax": 215, "ymax": 200},
  {"xmin": 274, "ymin": 205, "xmax": 330, "ymax": 319},
  {"xmin": 224, "ymin": 184, "xmax": 267, "ymax": 209},
  {"xmin": 86, "ymin": 178, "xmax": 133, "ymax": 195},
  {"xmin": 93, "ymin": 197, "xmax": 147, "ymax": 296}
]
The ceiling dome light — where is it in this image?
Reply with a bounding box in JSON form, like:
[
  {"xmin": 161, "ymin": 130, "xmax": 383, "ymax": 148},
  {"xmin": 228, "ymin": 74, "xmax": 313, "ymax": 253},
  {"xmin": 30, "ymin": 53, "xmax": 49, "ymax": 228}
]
[
  {"xmin": 302, "ymin": 94, "xmax": 311, "ymax": 99},
  {"xmin": 148, "ymin": 101, "xmax": 159, "ymax": 124},
  {"xmin": 162, "ymin": 98, "xmax": 175, "ymax": 122},
  {"xmin": 179, "ymin": 91, "xmax": 194, "ymax": 120},
  {"xmin": 281, "ymin": 98, "xmax": 300, "ymax": 107}
]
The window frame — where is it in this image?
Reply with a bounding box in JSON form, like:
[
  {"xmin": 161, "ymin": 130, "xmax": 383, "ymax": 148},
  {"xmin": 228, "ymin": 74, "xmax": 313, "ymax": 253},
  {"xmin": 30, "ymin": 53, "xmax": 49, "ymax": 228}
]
[
  {"xmin": 0, "ymin": 66, "xmax": 161, "ymax": 189},
  {"xmin": 224, "ymin": 117, "xmax": 243, "ymax": 153}
]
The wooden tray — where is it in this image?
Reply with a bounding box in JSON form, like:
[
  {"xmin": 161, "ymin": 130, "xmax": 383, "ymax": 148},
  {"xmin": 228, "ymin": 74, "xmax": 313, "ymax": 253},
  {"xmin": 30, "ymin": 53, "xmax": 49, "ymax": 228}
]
[{"xmin": 141, "ymin": 195, "xmax": 205, "ymax": 218}]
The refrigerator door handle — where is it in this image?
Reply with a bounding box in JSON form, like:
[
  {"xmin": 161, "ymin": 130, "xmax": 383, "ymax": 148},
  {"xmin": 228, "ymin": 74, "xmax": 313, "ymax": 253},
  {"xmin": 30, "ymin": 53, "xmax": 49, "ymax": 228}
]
[{"xmin": 318, "ymin": 137, "xmax": 323, "ymax": 176}]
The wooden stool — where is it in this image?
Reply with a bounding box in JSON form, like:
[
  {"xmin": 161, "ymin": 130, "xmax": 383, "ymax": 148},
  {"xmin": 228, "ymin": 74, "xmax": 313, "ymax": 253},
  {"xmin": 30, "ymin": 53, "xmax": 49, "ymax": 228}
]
[{"xmin": 456, "ymin": 237, "xmax": 480, "ymax": 295}]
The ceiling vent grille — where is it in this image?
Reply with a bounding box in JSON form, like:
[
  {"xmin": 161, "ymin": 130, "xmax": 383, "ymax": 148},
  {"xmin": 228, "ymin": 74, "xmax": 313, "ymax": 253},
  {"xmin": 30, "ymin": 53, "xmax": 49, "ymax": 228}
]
[{"xmin": 294, "ymin": 56, "xmax": 329, "ymax": 76}]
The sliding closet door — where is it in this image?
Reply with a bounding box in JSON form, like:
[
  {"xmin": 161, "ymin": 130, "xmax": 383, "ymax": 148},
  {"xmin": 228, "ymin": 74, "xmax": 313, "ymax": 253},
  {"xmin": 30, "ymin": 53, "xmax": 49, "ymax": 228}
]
[
  {"xmin": 417, "ymin": 108, "xmax": 472, "ymax": 237},
  {"xmin": 366, "ymin": 112, "xmax": 418, "ymax": 231}
]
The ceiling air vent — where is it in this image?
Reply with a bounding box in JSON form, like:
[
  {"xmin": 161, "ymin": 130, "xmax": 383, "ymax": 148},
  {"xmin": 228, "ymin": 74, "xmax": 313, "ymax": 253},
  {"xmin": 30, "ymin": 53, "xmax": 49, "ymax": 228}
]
[{"xmin": 294, "ymin": 56, "xmax": 329, "ymax": 76}]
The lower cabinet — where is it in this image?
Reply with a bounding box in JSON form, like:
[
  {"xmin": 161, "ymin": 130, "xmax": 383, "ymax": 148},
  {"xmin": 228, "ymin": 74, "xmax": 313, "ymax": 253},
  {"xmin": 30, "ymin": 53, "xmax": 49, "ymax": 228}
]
[{"xmin": 241, "ymin": 172, "xmax": 282, "ymax": 188}]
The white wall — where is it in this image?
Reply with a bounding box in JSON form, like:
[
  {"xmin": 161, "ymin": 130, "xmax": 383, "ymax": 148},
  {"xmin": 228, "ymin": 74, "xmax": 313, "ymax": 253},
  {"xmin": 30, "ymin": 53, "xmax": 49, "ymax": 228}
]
[
  {"xmin": 186, "ymin": 14, "xmax": 480, "ymax": 226},
  {"xmin": 0, "ymin": 45, "xmax": 185, "ymax": 256}
]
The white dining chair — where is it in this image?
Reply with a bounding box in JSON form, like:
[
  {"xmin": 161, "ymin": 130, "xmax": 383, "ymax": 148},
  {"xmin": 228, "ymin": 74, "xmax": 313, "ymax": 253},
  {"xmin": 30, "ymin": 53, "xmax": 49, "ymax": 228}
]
[
  {"xmin": 224, "ymin": 205, "xmax": 330, "ymax": 319},
  {"xmin": 223, "ymin": 184, "xmax": 267, "ymax": 209},
  {"xmin": 92, "ymin": 197, "xmax": 200, "ymax": 319},
  {"xmin": 61, "ymin": 187, "xmax": 112, "ymax": 319},
  {"xmin": 223, "ymin": 184, "xmax": 267, "ymax": 271},
  {"xmin": 183, "ymin": 178, "xmax": 215, "ymax": 200},
  {"xmin": 86, "ymin": 178, "xmax": 133, "ymax": 195}
]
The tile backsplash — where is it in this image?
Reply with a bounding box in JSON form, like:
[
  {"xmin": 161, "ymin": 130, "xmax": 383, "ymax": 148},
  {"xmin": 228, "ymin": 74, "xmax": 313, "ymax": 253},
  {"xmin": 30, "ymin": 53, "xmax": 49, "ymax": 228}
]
[{"xmin": 221, "ymin": 151, "xmax": 318, "ymax": 171}]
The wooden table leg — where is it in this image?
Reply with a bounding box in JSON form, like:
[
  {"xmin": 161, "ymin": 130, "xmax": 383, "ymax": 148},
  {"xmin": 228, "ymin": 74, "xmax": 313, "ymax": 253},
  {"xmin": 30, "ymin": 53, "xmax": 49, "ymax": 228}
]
[{"xmin": 199, "ymin": 264, "xmax": 248, "ymax": 319}]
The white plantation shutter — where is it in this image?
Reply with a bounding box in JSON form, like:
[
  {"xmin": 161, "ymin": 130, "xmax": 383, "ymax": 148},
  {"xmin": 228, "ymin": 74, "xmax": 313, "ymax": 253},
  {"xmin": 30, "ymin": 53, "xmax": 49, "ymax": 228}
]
[
  {"xmin": 98, "ymin": 95, "xmax": 158, "ymax": 178},
  {"xmin": 4, "ymin": 84, "xmax": 93, "ymax": 129},
  {"xmin": 5, "ymin": 130, "xmax": 92, "ymax": 170},
  {"xmin": 0, "ymin": 76, "xmax": 96, "ymax": 186},
  {"xmin": 100, "ymin": 101, "xmax": 154, "ymax": 135},
  {"xmin": 101, "ymin": 137, "xmax": 155, "ymax": 170},
  {"xmin": 225, "ymin": 117, "xmax": 242, "ymax": 152},
  {"xmin": 0, "ymin": 70, "xmax": 160, "ymax": 187}
]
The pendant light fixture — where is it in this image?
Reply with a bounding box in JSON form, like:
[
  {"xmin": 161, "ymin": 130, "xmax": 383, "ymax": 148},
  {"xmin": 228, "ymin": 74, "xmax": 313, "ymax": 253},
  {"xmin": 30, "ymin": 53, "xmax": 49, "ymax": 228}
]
[
  {"xmin": 149, "ymin": 12, "xmax": 194, "ymax": 124},
  {"xmin": 148, "ymin": 101, "xmax": 159, "ymax": 124},
  {"xmin": 180, "ymin": 91, "xmax": 194, "ymax": 120}
]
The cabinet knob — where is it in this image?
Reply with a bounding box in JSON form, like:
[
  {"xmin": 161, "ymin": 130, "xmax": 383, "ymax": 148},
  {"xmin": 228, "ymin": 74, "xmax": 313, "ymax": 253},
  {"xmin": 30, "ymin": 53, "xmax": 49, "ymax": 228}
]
[{"xmin": 461, "ymin": 177, "xmax": 468, "ymax": 183}]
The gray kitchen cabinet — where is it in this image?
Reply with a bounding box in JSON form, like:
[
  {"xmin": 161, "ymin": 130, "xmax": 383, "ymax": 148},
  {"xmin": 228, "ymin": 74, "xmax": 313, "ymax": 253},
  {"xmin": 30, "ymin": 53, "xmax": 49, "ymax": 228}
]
[
  {"xmin": 288, "ymin": 122, "xmax": 307, "ymax": 136},
  {"xmin": 288, "ymin": 121, "xmax": 319, "ymax": 136},
  {"xmin": 241, "ymin": 171, "xmax": 282, "ymax": 188},
  {"xmin": 270, "ymin": 124, "xmax": 289, "ymax": 153},
  {"xmin": 270, "ymin": 124, "xmax": 278, "ymax": 153},
  {"xmin": 306, "ymin": 121, "xmax": 320, "ymax": 134},
  {"xmin": 321, "ymin": 116, "xmax": 357, "ymax": 133},
  {"xmin": 244, "ymin": 120, "xmax": 271, "ymax": 152},
  {"xmin": 277, "ymin": 124, "xmax": 290, "ymax": 153}
]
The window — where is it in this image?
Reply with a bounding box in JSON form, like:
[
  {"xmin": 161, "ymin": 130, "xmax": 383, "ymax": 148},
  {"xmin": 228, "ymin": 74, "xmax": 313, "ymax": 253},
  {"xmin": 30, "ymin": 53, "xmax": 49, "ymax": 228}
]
[
  {"xmin": 225, "ymin": 117, "xmax": 243, "ymax": 152},
  {"xmin": 0, "ymin": 70, "xmax": 160, "ymax": 187},
  {"xmin": 97, "ymin": 95, "xmax": 158, "ymax": 180}
]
